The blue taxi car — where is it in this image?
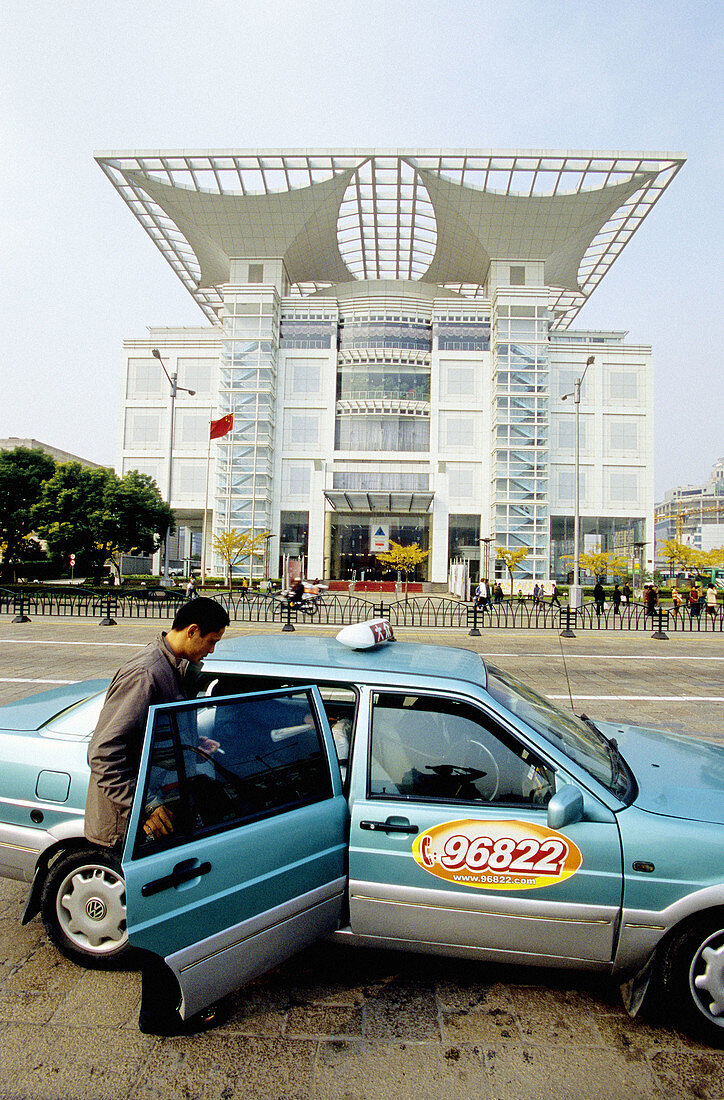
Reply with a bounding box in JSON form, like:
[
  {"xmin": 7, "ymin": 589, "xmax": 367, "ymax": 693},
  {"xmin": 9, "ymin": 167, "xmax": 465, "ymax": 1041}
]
[{"xmin": 1, "ymin": 625, "xmax": 723, "ymax": 1045}]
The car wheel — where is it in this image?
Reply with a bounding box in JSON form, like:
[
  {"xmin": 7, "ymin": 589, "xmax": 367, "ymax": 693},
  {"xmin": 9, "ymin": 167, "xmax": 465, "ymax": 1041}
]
[
  {"xmin": 658, "ymin": 912, "xmax": 724, "ymax": 1046},
  {"xmin": 40, "ymin": 847, "xmax": 131, "ymax": 969}
]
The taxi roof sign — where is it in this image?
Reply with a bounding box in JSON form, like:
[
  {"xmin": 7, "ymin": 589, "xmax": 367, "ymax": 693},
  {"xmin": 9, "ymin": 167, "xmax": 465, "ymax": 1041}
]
[{"xmin": 336, "ymin": 619, "xmax": 395, "ymax": 650}]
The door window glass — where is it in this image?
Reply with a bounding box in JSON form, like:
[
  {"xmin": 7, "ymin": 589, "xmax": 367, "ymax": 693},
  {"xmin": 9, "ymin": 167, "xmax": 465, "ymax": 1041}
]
[
  {"xmin": 369, "ymin": 692, "xmax": 555, "ymax": 807},
  {"xmin": 134, "ymin": 690, "xmax": 333, "ymax": 855}
]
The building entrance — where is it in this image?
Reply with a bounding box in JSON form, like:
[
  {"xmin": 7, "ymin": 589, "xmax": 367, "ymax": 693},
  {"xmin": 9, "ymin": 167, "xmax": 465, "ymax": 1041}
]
[{"xmin": 328, "ymin": 513, "xmax": 430, "ymax": 581}]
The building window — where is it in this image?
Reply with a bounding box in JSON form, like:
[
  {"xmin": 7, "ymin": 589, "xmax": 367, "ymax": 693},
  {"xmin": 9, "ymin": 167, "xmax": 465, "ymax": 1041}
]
[
  {"xmin": 556, "ymin": 417, "xmax": 588, "ymax": 451},
  {"xmin": 177, "ymin": 358, "xmax": 216, "ymax": 395},
  {"xmin": 173, "ymin": 459, "xmax": 207, "ymax": 497},
  {"xmin": 285, "ymin": 463, "xmax": 311, "ymax": 497},
  {"xmin": 123, "ymin": 459, "xmax": 162, "ymax": 486},
  {"xmin": 437, "ymin": 322, "xmax": 490, "ymax": 351},
  {"xmin": 126, "ymin": 359, "xmax": 165, "ymax": 398},
  {"xmin": 248, "ymin": 263, "xmax": 264, "ymax": 283},
  {"xmin": 335, "ymin": 416, "xmax": 429, "ymax": 452},
  {"xmin": 608, "ymin": 418, "xmax": 639, "ymax": 451},
  {"xmin": 280, "ymin": 320, "xmax": 332, "ymax": 349},
  {"xmin": 332, "ymin": 471, "xmax": 429, "ymax": 491},
  {"xmin": 280, "ymin": 511, "xmax": 309, "ymax": 557},
  {"xmin": 509, "ymin": 265, "xmax": 526, "ymax": 286},
  {"xmin": 124, "ymin": 409, "xmax": 162, "ymax": 448},
  {"xmin": 447, "ymin": 465, "xmax": 475, "ymax": 501},
  {"xmin": 175, "ymin": 410, "xmax": 210, "ymax": 446},
  {"xmin": 608, "ymin": 470, "xmax": 639, "ymax": 503},
  {"xmin": 287, "ymin": 413, "xmax": 320, "ymax": 446},
  {"xmin": 608, "ymin": 370, "xmax": 639, "ymax": 403},
  {"xmin": 445, "ymin": 365, "xmax": 475, "ymax": 397},
  {"xmin": 286, "ymin": 359, "xmax": 322, "ymax": 396},
  {"xmin": 442, "ymin": 414, "xmax": 477, "ymax": 451}
]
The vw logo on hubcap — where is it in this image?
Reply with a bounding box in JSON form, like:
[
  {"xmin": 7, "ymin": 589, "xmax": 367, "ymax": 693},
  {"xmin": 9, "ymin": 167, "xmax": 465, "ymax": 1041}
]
[{"xmin": 85, "ymin": 897, "xmax": 107, "ymax": 921}]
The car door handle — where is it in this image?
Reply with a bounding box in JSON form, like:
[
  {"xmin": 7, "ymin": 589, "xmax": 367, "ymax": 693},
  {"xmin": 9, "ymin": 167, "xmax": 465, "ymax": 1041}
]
[
  {"xmin": 141, "ymin": 861, "xmax": 212, "ymax": 897},
  {"xmin": 360, "ymin": 819, "xmax": 418, "ymax": 834}
]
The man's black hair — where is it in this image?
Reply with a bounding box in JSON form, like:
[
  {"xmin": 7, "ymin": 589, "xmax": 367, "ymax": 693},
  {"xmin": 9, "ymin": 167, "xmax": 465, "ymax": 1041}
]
[{"xmin": 172, "ymin": 597, "xmax": 230, "ymax": 634}]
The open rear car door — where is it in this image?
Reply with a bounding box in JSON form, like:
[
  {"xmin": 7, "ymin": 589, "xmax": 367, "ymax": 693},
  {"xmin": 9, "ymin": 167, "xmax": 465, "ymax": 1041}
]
[{"xmin": 121, "ymin": 686, "xmax": 348, "ymax": 1019}]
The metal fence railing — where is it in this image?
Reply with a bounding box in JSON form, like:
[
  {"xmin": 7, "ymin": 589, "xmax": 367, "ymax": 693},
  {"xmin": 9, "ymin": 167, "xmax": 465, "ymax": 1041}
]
[{"xmin": 0, "ymin": 587, "xmax": 722, "ymax": 633}]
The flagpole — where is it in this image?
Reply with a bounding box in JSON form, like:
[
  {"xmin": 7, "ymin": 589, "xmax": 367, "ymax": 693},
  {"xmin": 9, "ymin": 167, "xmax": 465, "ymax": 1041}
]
[{"xmin": 201, "ymin": 412, "xmax": 213, "ymax": 582}]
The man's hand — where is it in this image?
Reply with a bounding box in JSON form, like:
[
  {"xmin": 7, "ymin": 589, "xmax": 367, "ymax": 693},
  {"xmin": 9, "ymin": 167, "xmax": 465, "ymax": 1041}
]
[
  {"xmin": 143, "ymin": 805, "xmax": 174, "ymax": 839},
  {"xmin": 198, "ymin": 736, "xmax": 221, "ymax": 755}
]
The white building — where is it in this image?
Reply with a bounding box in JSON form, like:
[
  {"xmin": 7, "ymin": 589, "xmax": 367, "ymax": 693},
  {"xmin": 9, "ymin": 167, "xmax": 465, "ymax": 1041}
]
[
  {"xmin": 655, "ymin": 458, "xmax": 724, "ymax": 557},
  {"xmin": 99, "ymin": 149, "xmax": 684, "ymax": 583}
]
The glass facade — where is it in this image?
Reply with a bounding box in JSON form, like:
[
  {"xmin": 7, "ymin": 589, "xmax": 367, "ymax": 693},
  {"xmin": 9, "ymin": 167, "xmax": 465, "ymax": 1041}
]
[
  {"xmin": 335, "ymin": 415, "xmax": 429, "ymax": 452},
  {"xmin": 338, "ymin": 318, "xmax": 432, "ymax": 351},
  {"xmin": 329, "ymin": 514, "xmax": 430, "ymax": 581},
  {"xmin": 437, "ymin": 321, "xmax": 490, "ymax": 351},
  {"xmin": 492, "ymin": 302, "xmax": 551, "ymax": 579},
  {"xmin": 216, "ymin": 298, "xmax": 278, "ymax": 574},
  {"xmin": 336, "ymin": 366, "xmax": 430, "ymax": 403}
]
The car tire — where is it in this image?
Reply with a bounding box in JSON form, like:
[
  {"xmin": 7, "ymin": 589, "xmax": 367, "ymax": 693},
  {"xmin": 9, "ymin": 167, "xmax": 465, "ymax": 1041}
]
[
  {"xmin": 657, "ymin": 911, "xmax": 724, "ymax": 1046},
  {"xmin": 40, "ymin": 847, "xmax": 132, "ymax": 969}
]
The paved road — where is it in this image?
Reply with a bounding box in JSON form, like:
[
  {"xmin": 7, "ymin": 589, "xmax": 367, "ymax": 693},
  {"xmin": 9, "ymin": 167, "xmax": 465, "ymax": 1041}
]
[{"xmin": 0, "ymin": 616, "xmax": 723, "ymax": 1099}]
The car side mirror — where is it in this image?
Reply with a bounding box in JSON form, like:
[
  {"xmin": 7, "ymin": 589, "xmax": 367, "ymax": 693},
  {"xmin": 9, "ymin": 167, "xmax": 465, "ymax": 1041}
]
[{"xmin": 547, "ymin": 784, "xmax": 584, "ymax": 830}]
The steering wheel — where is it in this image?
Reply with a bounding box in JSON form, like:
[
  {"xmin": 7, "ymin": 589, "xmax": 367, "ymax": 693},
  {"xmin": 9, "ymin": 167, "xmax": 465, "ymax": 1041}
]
[{"xmin": 447, "ymin": 737, "xmax": 500, "ymax": 801}]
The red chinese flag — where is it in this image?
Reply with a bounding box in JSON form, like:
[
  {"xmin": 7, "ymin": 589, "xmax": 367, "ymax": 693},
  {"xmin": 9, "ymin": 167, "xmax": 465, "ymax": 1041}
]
[{"xmin": 210, "ymin": 413, "xmax": 234, "ymax": 440}]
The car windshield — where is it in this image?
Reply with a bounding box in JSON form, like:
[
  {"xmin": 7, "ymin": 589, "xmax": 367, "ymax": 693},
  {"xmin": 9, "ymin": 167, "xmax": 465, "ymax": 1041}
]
[{"xmin": 485, "ymin": 663, "xmax": 630, "ymax": 801}]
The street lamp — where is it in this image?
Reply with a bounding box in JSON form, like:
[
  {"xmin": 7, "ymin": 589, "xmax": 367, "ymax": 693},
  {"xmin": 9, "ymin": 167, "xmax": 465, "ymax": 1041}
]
[
  {"xmin": 478, "ymin": 536, "xmax": 494, "ymax": 586},
  {"xmin": 152, "ymin": 349, "xmax": 196, "ymax": 585},
  {"xmin": 561, "ymin": 355, "xmax": 594, "ymax": 610}
]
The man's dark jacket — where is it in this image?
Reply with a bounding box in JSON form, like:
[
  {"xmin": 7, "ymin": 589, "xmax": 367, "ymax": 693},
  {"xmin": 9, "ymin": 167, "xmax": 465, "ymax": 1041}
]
[{"xmin": 84, "ymin": 634, "xmax": 189, "ymax": 847}]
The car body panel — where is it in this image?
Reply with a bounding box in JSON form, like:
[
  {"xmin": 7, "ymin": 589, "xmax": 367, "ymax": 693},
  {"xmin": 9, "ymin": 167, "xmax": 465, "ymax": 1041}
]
[
  {"xmin": 597, "ymin": 720, "xmax": 724, "ymax": 824},
  {"xmin": 121, "ymin": 685, "xmax": 348, "ymax": 1019},
  {"xmin": 0, "ymin": 633, "xmax": 722, "ymax": 1014}
]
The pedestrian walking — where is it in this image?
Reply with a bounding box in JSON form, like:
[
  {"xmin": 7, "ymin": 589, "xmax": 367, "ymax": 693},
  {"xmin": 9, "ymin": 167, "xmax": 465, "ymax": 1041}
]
[
  {"xmin": 671, "ymin": 585, "xmax": 682, "ymax": 619},
  {"xmin": 612, "ymin": 584, "xmax": 622, "ymax": 614},
  {"xmin": 549, "ymin": 582, "xmax": 561, "ymax": 608},
  {"xmin": 689, "ymin": 582, "xmax": 701, "ymax": 619},
  {"xmin": 706, "ymin": 583, "xmax": 718, "ymax": 621},
  {"xmin": 493, "ymin": 583, "xmax": 504, "ymax": 604},
  {"xmin": 185, "ymin": 576, "xmax": 197, "ymax": 599},
  {"xmin": 593, "ymin": 580, "xmax": 605, "ymax": 616}
]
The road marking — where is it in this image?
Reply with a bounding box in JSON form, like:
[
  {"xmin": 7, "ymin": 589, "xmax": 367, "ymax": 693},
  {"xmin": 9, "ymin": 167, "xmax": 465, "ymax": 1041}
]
[
  {"xmin": 485, "ymin": 653, "xmax": 724, "ymax": 662},
  {"xmin": 0, "ymin": 677, "xmax": 78, "ymax": 685},
  {"xmin": 547, "ymin": 694, "xmax": 724, "ymax": 702},
  {"xmin": 0, "ymin": 639, "xmax": 143, "ymax": 647}
]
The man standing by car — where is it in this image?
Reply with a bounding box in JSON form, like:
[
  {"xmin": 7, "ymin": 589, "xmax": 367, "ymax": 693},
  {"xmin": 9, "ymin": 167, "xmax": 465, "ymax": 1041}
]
[{"xmin": 84, "ymin": 596, "xmax": 230, "ymax": 1035}]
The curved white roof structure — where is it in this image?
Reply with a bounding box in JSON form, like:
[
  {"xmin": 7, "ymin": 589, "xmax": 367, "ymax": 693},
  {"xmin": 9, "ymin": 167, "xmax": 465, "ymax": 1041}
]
[{"xmin": 96, "ymin": 148, "xmax": 685, "ymax": 327}]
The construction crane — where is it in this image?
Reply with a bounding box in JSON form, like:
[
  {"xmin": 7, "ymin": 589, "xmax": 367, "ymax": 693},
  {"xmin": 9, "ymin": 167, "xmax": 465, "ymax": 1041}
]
[{"xmin": 672, "ymin": 501, "xmax": 724, "ymax": 543}]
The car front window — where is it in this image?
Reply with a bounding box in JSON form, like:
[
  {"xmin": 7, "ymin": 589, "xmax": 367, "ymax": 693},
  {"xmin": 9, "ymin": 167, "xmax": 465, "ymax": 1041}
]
[{"xmin": 485, "ymin": 664, "xmax": 630, "ymax": 801}]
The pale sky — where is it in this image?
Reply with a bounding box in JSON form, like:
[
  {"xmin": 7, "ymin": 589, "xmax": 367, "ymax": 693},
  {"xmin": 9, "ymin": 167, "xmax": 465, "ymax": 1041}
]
[{"xmin": 1, "ymin": 0, "xmax": 721, "ymax": 497}]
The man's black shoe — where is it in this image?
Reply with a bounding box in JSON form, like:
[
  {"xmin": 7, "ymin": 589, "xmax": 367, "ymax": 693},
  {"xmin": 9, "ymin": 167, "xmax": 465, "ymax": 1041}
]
[{"xmin": 139, "ymin": 1003, "xmax": 224, "ymax": 1036}]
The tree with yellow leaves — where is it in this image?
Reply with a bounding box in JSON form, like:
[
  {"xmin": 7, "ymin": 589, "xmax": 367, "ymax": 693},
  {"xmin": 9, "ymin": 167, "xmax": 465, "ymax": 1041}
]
[
  {"xmin": 566, "ymin": 550, "xmax": 629, "ymax": 582},
  {"xmin": 495, "ymin": 546, "xmax": 529, "ymax": 595},
  {"xmin": 212, "ymin": 528, "xmax": 270, "ymax": 589},
  {"xmin": 375, "ymin": 540, "xmax": 430, "ymax": 598}
]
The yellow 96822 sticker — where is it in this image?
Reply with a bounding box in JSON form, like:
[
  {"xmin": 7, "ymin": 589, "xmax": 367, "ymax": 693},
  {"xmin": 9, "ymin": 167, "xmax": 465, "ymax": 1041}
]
[{"xmin": 412, "ymin": 819, "xmax": 583, "ymax": 890}]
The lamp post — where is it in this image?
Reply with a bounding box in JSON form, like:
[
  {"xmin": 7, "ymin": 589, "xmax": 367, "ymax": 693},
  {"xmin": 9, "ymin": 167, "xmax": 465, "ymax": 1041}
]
[
  {"xmin": 561, "ymin": 356, "xmax": 594, "ymax": 610},
  {"xmin": 478, "ymin": 536, "xmax": 494, "ymax": 586},
  {"xmin": 152, "ymin": 349, "xmax": 195, "ymax": 585}
]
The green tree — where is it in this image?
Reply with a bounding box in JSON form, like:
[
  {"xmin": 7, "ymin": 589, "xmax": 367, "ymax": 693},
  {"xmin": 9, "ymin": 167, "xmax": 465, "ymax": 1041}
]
[
  {"xmin": 212, "ymin": 528, "xmax": 270, "ymax": 589},
  {"xmin": 375, "ymin": 540, "xmax": 430, "ymax": 597},
  {"xmin": 495, "ymin": 546, "xmax": 528, "ymax": 595},
  {"xmin": 34, "ymin": 464, "xmax": 173, "ymax": 580},
  {"xmin": 0, "ymin": 447, "xmax": 56, "ymax": 581}
]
